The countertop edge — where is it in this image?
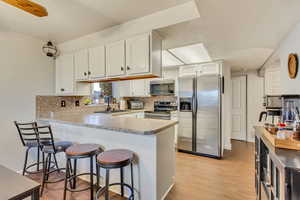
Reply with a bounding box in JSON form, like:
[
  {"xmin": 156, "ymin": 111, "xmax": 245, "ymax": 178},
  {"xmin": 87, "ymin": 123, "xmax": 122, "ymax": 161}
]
[{"xmin": 38, "ymin": 118, "xmax": 178, "ymax": 136}]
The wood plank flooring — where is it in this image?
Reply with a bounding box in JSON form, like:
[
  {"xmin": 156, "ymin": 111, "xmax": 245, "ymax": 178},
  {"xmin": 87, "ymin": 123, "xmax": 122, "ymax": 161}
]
[{"xmin": 28, "ymin": 140, "xmax": 256, "ymax": 200}]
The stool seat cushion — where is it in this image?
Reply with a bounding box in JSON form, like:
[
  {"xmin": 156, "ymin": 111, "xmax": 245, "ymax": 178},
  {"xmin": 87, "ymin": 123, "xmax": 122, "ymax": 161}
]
[
  {"xmin": 25, "ymin": 141, "xmax": 39, "ymax": 148},
  {"xmin": 43, "ymin": 141, "xmax": 73, "ymax": 153},
  {"xmin": 66, "ymin": 144, "xmax": 102, "ymax": 156},
  {"xmin": 97, "ymin": 149, "xmax": 134, "ymax": 166}
]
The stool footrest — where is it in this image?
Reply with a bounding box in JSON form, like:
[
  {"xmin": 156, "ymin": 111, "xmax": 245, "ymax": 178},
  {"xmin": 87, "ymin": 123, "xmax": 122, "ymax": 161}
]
[
  {"xmin": 66, "ymin": 186, "xmax": 93, "ymax": 193},
  {"xmin": 24, "ymin": 161, "xmax": 45, "ymax": 174},
  {"xmin": 95, "ymin": 182, "xmax": 134, "ymax": 199}
]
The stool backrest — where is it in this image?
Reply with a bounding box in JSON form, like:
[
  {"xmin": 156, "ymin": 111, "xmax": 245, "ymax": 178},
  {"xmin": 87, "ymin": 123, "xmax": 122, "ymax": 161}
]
[
  {"xmin": 35, "ymin": 125, "xmax": 56, "ymax": 153},
  {"xmin": 14, "ymin": 121, "xmax": 38, "ymax": 147}
]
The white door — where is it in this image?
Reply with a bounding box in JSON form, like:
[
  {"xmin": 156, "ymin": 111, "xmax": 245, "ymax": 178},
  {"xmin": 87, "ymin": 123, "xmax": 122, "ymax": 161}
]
[
  {"xmin": 55, "ymin": 54, "xmax": 74, "ymax": 94},
  {"xmin": 231, "ymin": 76, "xmax": 247, "ymax": 141},
  {"xmin": 89, "ymin": 46, "xmax": 105, "ymax": 79},
  {"xmin": 106, "ymin": 40, "xmax": 126, "ymax": 77},
  {"xmin": 74, "ymin": 49, "xmax": 89, "ymax": 81},
  {"xmin": 126, "ymin": 33, "xmax": 150, "ymax": 75}
]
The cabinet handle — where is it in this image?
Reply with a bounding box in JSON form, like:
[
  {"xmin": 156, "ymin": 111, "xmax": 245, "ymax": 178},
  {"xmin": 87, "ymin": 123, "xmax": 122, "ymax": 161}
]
[
  {"xmin": 60, "ymin": 88, "xmax": 65, "ymax": 92},
  {"xmin": 121, "ymin": 67, "xmax": 124, "ymax": 71},
  {"xmin": 84, "ymin": 72, "xmax": 87, "ymax": 76},
  {"xmin": 88, "ymin": 71, "xmax": 91, "ymax": 75},
  {"xmin": 127, "ymin": 66, "xmax": 130, "ymax": 70}
]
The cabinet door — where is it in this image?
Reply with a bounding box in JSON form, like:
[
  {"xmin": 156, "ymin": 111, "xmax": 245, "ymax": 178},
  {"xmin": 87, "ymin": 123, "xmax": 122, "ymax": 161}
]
[
  {"xmin": 89, "ymin": 46, "xmax": 105, "ymax": 79},
  {"xmin": 106, "ymin": 40, "xmax": 126, "ymax": 77},
  {"xmin": 74, "ymin": 49, "xmax": 89, "ymax": 81},
  {"xmin": 130, "ymin": 79, "xmax": 147, "ymax": 97},
  {"xmin": 112, "ymin": 81, "xmax": 131, "ymax": 97},
  {"xmin": 126, "ymin": 33, "xmax": 150, "ymax": 75},
  {"xmin": 55, "ymin": 54, "xmax": 74, "ymax": 94}
]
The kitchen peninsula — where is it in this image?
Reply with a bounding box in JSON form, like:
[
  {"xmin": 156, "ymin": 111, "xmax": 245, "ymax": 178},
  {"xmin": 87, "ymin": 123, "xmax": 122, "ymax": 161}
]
[{"xmin": 39, "ymin": 112, "xmax": 178, "ymax": 200}]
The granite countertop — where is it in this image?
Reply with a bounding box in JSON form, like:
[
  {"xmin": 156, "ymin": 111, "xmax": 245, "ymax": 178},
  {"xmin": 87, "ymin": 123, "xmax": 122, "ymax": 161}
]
[
  {"xmin": 38, "ymin": 112, "xmax": 178, "ymax": 135},
  {"xmin": 255, "ymin": 126, "xmax": 300, "ymax": 170}
]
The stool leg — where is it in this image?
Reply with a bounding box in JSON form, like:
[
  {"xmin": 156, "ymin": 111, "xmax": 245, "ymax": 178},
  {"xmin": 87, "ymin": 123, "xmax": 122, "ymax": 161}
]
[
  {"xmin": 53, "ymin": 153, "xmax": 60, "ymax": 172},
  {"xmin": 105, "ymin": 169, "xmax": 110, "ymax": 200},
  {"xmin": 131, "ymin": 163, "xmax": 134, "ymax": 200},
  {"xmin": 120, "ymin": 167, "xmax": 124, "ymax": 197},
  {"xmin": 72, "ymin": 159, "xmax": 77, "ymax": 189},
  {"xmin": 96, "ymin": 160, "xmax": 100, "ymax": 189},
  {"xmin": 90, "ymin": 156, "xmax": 94, "ymax": 200},
  {"xmin": 22, "ymin": 148, "xmax": 29, "ymax": 176},
  {"xmin": 46, "ymin": 153, "xmax": 52, "ymax": 181},
  {"xmin": 37, "ymin": 147, "xmax": 40, "ymax": 171},
  {"xmin": 40, "ymin": 153, "xmax": 49, "ymax": 196},
  {"xmin": 63, "ymin": 157, "xmax": 70, "ymax": 200}
]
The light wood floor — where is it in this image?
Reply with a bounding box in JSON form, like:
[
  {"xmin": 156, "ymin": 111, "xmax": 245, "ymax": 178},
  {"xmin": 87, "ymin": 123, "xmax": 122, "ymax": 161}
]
[{"xmin": 28, "ymin": 140, "xmax": 256, "ymax": 200}]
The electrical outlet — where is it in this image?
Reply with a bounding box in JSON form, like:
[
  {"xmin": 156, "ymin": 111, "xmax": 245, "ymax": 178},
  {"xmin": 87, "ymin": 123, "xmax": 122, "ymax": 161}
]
[
  {"xmin": 75, "ymin": 100, "xmax": 80, "ymax": 107},
  {"xmin": 61, "ymin": 100, "xmax": 66, "ymax": 107}
]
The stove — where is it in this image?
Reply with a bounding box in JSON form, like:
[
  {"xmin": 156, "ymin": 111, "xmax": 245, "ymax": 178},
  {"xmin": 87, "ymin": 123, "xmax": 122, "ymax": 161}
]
[{"xmin": 144, "ymin": 101, "xmax": 177, "ymax": 120}]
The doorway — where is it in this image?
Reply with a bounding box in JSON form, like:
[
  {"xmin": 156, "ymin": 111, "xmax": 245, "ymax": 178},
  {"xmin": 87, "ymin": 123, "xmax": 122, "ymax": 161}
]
[{"xmin": 231, "ymin": 76, "xmax": 247, "ymax": 141}]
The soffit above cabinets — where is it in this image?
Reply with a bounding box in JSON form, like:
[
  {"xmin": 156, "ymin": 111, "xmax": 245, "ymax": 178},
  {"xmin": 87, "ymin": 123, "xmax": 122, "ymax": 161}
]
[{"xmin": 162, "ymin": 50, "xmax": 184, "ymax": 67}]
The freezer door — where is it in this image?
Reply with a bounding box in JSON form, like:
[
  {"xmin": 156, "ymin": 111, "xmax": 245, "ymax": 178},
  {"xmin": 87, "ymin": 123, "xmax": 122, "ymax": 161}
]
[
  {"xmin": 195, "ymin": 74, "xmax": 221, "ymax": 157},
  {"xmin": 177, "ymin": 75, "xmax": 195, "ymax": 152}
]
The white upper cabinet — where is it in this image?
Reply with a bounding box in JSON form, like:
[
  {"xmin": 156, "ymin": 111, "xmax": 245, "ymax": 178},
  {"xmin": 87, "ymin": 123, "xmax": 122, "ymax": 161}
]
[
  {"xmin": 106, "ymin": 40, "xmax": 126, "ymax": 77},
  {"xmin": 130, "ymin": 79, "xmax": 147, "ymax": 97},
  {"xmin": 112, "ymin": 79, "xmax": 150, "ymax": 98},
  {"xmin": 89, "ymin": 46, "xmax": 105, "ymax": 79},
  {"xmin": 55, "ymin": 54, "xmax": 74, "ymax": 94},
  {"xmin": 265, "ymin": 66, "xmax": 282, "ymax": 95},
  {"xmin": 126, "ymin": 33, "xmax": 150, "ymax": 75},
  {"xmin": 74, "ymin": 49, "xmax": 89, "ymax": 81}
]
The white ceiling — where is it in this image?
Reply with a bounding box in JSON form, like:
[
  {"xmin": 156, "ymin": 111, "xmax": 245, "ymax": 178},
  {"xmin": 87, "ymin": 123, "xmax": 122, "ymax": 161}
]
[
  {"xmin": 1, "ymin": 0, "xmax": 300, "ymax": 71},
  {"xmin": 0, "ymin": 0, "xmax": 189, "ymax": 43},
  {"xmin": 158, "ymin": 0, "xmax": 300, "ymax": 71}
]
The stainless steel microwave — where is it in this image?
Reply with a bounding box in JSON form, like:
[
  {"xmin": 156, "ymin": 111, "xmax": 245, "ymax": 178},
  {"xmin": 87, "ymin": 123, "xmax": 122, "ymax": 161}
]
[{"xmin": 150, "ymin": 80, "xmax": 175, "ymax": 96}]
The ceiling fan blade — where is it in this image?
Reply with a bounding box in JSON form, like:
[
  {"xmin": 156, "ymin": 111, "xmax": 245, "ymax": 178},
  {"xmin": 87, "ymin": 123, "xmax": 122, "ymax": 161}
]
[{"xmin": 1, "ymin": 0, "xmax": 48, "ymax": 17}]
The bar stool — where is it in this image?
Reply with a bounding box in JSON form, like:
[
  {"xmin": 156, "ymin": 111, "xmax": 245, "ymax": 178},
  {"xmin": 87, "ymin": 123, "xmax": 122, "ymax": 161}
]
[
  {"xmin": 95, "ymin": 149, "xmax": 135, "ymax": 200},
  {"xmin": 37, "ymin": 125, "xmax": 73, "ymax": 196},
  {"xmin": 14, "ymin": 121, "xmax": 42, "ymax": 175},
  {"xmin": 63, "ymin": 144, "xmax": 103, "ymax": 200}
]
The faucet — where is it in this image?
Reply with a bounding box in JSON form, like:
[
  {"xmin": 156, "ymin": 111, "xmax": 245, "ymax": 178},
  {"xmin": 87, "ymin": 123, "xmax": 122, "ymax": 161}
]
[{"xmin": 104, "ymin": 96, "xmax": 112, "ymax": 112}]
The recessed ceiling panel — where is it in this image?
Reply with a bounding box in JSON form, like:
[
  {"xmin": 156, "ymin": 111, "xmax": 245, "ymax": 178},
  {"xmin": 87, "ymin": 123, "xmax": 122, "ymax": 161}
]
[
  {"xmin": 169, "ymin": 43, "xmax": 211, "ymax": 64},
  {"xmin": 162, "ymin": 50, "xmax": 184, "ymax": 67}
]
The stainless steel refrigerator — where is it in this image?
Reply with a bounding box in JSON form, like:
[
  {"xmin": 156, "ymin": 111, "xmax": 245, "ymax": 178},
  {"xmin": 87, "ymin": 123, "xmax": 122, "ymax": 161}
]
[{"xmin": 178, "ymin": 72, "xmax": 223, "ymax": 158}]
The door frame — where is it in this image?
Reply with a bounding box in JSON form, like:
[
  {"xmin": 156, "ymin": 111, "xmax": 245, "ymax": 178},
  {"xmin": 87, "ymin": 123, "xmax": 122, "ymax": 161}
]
[{"xmin": 231, "ymin": 75, "xmax": 248, "ymax": 142}]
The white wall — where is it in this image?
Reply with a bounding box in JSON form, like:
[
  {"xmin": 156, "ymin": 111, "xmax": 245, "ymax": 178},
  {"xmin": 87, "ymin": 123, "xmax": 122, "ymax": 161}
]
[
  {"xmin": 0, "ymin": 32, "xmax": 54, "ymax": 171},
  {"xmin": 57, "ymin": 1, "xmax": 200, "ymax": 53},
  {"xmin": 265, "ymin": 22, "xmax": 300, "ymax": 94},
  {"xmin": 247, "ymin": 71, "xmax": 264, "ymax": 142},
  {"xmin": 222, "ymin": 62, "xmax": 232, "ymax": 150},
  {"xmin": 231, "ymin": 71, "xmax": 264, "ymax": 143}
]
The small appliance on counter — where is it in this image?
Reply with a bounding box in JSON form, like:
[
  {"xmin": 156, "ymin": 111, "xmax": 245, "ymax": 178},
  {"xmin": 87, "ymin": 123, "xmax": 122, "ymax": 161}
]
[
  {"xmin": 259, "ymin": 95, "xmax": 282, "ymax": 125},
  {"xmin": 128, "ymin": 100, "xmax": 144, "ymax": 110}
]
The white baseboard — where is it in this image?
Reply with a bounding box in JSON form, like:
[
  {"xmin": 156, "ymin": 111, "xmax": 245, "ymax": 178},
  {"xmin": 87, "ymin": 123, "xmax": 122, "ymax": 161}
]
[
  {"xmin": 224, "ymin": 143, "xmax": 232, "ymax": 151},
  {"xmin": 161, "ymin": 183, "xmax": 174, "ymax": 200}
]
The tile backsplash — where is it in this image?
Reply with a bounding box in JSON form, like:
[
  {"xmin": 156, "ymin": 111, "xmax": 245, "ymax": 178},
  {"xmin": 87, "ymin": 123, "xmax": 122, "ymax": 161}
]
[
  {"xmin": 36, "ymin": 95, "xmax": 178, "ymax": 118},
  {"xmin": 36, "ymin": 96, "xmax": 107, "ymax": 118}
]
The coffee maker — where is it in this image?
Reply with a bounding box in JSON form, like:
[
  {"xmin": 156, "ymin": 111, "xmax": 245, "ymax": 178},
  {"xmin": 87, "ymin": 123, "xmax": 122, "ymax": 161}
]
[{"xmin": 259, "ymin": 95, "xmax": 282, "ymax": 124}]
